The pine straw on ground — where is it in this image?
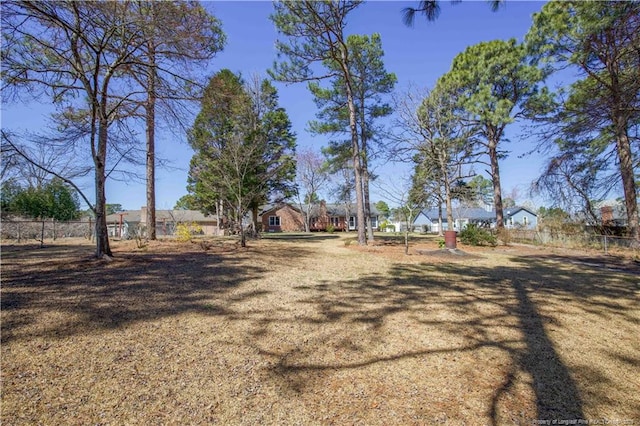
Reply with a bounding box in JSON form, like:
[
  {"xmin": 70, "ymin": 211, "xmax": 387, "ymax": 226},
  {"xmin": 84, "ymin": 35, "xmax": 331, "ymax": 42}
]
[{"xmin": 1, "ymin": 235, "xmax": 638, "ymax": 425}]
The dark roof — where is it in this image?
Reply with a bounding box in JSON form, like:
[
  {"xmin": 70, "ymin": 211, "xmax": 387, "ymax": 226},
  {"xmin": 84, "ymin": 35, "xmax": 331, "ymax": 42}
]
[
  {"xmin": 422, "ymin": 205, "xmax": 536, "ymax": 222},
  {"xmin": 259, "ymin": 202, "xmax": 380, "ymax": 218},
  {"xmin": 423, "ymin": 207, "xmax": 495, "ymax": 221},
  {"xmin": 504, "ymin": 206, "xmax": 538, "ymax": 218},
  {"xmin": 313, "ymin": 202, "xmax": 380, "ymax": 217},
  {"xmin": 106, "ymin": 210, "xmax": 142, "ymax": 223},
  {"xmin": 258, "ymin": 203, "xmax": 302, "ymax": 217}
]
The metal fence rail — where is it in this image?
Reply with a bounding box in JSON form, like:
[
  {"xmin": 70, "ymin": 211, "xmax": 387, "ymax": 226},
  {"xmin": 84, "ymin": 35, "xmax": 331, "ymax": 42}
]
[
  {"xmin": 507, "ymin": 229, "xmax": 638, "ymax": 254},
  {"xmin": 2, "ymin": 219, "xmax": 638, "ymax": 256},
  {"xmin": 1, "ymin": 219, "xmax": 93, "ymax": 242}
]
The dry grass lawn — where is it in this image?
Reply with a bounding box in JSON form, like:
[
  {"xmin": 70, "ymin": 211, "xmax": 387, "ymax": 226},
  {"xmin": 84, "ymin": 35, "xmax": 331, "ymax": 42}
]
[{"xmin": 2, "ymin": 234, "xmax": 639, "ymax": 425}]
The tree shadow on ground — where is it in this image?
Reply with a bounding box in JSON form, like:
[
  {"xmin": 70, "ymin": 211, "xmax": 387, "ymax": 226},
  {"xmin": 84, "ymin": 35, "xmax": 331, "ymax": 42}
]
[
  {"xmin": 262, "ymin": 257, "xmax": 637, "ymax": 423},
  {"xmin": 260, "ymin": 233, "xmax": 340, "ymax": 242},
  {"xmin": 3, "ymin": 241, "xmax": 637, "ymax": 423},
  {"xmin": 1, "ymin": 242, "xmax": 315, "ymax": 344}
]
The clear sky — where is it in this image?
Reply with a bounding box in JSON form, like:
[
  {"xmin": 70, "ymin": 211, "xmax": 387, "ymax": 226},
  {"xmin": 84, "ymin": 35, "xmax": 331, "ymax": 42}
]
[{"xmin": 2, "ymin": 1, "xmax": 553, "ymax": 211}]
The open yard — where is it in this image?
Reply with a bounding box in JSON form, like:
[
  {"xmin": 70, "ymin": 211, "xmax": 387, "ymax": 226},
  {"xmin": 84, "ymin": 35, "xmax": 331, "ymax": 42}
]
[{"xmin": 1, "ymin": 234, "xmax": 639, "ymax": 425}]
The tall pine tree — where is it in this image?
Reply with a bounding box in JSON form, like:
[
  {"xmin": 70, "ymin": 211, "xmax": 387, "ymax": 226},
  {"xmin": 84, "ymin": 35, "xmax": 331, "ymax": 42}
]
[{"xmin": 187, "ymin": 70, "xmax": 296, "ymax": 247}]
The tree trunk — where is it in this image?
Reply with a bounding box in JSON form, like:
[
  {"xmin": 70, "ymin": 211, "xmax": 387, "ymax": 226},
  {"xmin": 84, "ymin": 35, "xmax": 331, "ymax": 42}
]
[
  {"xmin": 216, "ymin": 199, "xmax": 221, "ymax": 236},
  {"xmin": 437, "ymin": 203, "xmax": 443, "ymax": 236},
  {"xmin": 352, "ymin": 156, "xmax": 365, "ymax": 245},
  {"xmin": 363, "ymin": 165, "xmax": 374, "ymax": 242},
  {"xmin": 488, "ymin": 135, "xmax": 504, "ymax": 231},
  {"xmin": 238, "ymin": 199, "xmax": 246, "ymax": 248},
  {"xmin": 445, "ymin": 189, "xmax": 454, "ymax": 231},
  {"xmin": 442, "ymin": 154, "xmax": 455, "ymax": 229},
  {"xmin": 146, "ymin": 46, "xmax": 157, "ymax": 241},
  {"xmin": 336, "ymin": 41, "xmax": 366, "ymax": 246},
  {"xmin": 614, "ymin": 121, "xmax": 639, "ymax": 243},
  {"xmin": 95, "ymin": 117, "xmax": 112, "ymax": 258},
  {"xmin": 344, "ymin": 89, "xmax": 365, "ymax": 245},
  {"xmin": 360, "ymin": 98, "xmax": 374, "ymax": 243},
  {"xmin": 304, "ymin": 205, "xmax": 311, "ymax": 232},
  {"xmin": 94, "ymin": 167, "xmax": 111, "ymax": 257},
  {"xmin": 252, "ymin": 205, "xmax": 259, "ymax": 237},
  {"xmin": 404, "ymin": 227, "xmax": 409, "ymax": 255}
]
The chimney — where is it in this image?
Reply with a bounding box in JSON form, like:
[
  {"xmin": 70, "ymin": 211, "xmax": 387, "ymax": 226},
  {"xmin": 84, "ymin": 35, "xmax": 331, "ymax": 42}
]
[
  {"xmin": 601, "ymin": 206, "xmax": 613, "ymax": 225},
  {"xmin": 141, "ymin": 206, "xmax": 147, "ymax": 224}
]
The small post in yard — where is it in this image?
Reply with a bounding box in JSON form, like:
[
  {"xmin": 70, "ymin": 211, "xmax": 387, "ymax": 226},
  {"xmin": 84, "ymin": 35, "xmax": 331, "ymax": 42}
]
[
  {"xmin": 603, "ymin": 234, "xmax": 608, "ymax": 255},
  {"xmin": 117, "ymin": 212, "xmax": 128, "ymax": 239},
  {"xmin": 40, "ymin": 219, "xmax": 45, "ymax": 248},
  {"xmin": 444, "ymin": 230, "xmax": 457, "ymax": 249}
]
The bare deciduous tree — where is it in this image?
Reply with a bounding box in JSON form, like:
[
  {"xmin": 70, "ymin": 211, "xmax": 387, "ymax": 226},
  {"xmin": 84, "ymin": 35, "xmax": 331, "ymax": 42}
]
[
  {"xmin": 2, "ymin": 1, "xmax": 152, "ymax": 258},
  {"xmin": 295, "ymin": 148, "xmax": 330, "ymax": 232}
]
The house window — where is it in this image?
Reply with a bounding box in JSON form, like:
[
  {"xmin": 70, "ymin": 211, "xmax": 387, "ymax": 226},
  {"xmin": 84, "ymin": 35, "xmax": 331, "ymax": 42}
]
[
  {"xmin": 371, "ymin": 216, "xmax": 378, "ymax": 229},
  {"xmin": 269, "ymin": 216, "xmax": 281, "ymax": 227},
  {"xmin": 330, "ymin": 217, "xmax": 340, "ymax": 226},
  {"xmin": 349, "ymin": 216, "xmax": 356, "ymax": 229},
  {"xmin": 523, "ymin": 216, "xmax": 528, "ymax": 225}
]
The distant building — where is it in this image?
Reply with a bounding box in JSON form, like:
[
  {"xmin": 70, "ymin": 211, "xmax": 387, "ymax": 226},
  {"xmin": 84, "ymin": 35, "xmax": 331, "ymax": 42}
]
[
  {"xmin": 259, "ymin": 201, "xmax": 380, "ymax": 232},
  {"xmin": 397, "ymin": 206, "xmax": 538, "ymax": 233},
  {"xmin": 258, "ymin": 203, "xmax": 306, "ymax": 232},
  {"xmin": 105, "ymin": 206, "xmax": 220, "ymax": 238},
  {"xmin": 594, "ymin": 200, "xmax": 631, "ymax": 227}
]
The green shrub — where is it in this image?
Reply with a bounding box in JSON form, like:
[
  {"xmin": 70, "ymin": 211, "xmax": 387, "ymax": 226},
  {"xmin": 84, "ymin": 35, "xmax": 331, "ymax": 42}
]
[
  {"xmin": 437, "ymin": 238, "xmax": 445, "ymax": 249},
  {"xmin": 326, "ymin": 224, "xmax": 335, "ymax": 233},
  {"xmin": 459, "ymin": 224, "xmax": 497, "ymax": 247}
]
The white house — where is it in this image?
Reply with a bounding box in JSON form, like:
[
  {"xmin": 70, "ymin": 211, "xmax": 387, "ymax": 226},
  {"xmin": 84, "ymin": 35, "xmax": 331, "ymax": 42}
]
[
  {"xmin": 411, "ymin": 206, "xmax": 538, "ymax": 233},
  {"xmin": 503, "ymin": 206, "xmax": 538, "ymax": 229}
]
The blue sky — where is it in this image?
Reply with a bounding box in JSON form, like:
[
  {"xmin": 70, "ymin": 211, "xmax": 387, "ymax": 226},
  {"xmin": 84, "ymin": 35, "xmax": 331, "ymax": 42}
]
[{"xmin": 2, "ymin": 1, "xmax": 553, "ymax": 211}]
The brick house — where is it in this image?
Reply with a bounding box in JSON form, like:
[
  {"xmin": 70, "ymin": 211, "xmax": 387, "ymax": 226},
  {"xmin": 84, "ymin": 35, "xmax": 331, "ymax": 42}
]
[
  {"xmin": 309, "ymin": 201, "xmax": 351, "ymax": 231},
  {"xmin": 260, "ymin": 203, "xmax": 306, "ymax": 232},
  {"xmin": 321, "ymin": 201, "xmax": 380, "ymax": 231},
  {"xmin": 260, "ymin": 201, "xmax": 379, "ymax": 232}
]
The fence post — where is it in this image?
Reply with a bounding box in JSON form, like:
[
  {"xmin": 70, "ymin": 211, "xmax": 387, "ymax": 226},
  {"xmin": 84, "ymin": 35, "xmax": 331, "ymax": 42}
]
[
  {"xmin": 603, "ymin": 234, "xmax": 608, "ymax": 255},
  {"xmin": 40, "ymin": 220, "xmax": 45, "ymax": 248}
]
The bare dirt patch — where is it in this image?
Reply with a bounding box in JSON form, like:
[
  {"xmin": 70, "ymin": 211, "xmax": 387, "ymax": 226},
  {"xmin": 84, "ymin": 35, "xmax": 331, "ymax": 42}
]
[{"xmin": 2, "ymin": 234, "xmax": 639, "ymax": 425}]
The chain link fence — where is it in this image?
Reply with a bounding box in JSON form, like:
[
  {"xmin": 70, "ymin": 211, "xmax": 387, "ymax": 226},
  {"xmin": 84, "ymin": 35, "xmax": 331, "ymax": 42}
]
[
  {"xmin": 1, "ymin": 218, "xmax": 216, "ymax": 242},
  {"xmin": 1, "ymin": 218, "xmax": 94, "ymax": 242},
  {"xmin": 506, "ymin": 229, "xmax": 638, "ymax": 255},
  {"xmin": 3, "ymin": 218, "xmax": 637, "ymax": 256}
]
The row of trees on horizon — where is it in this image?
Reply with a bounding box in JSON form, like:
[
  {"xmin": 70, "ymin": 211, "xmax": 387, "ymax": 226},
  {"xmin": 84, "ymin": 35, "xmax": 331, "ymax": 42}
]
[{"xmin": 1, "ymin": 1, "xmax": 638, "ymax": 256}]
